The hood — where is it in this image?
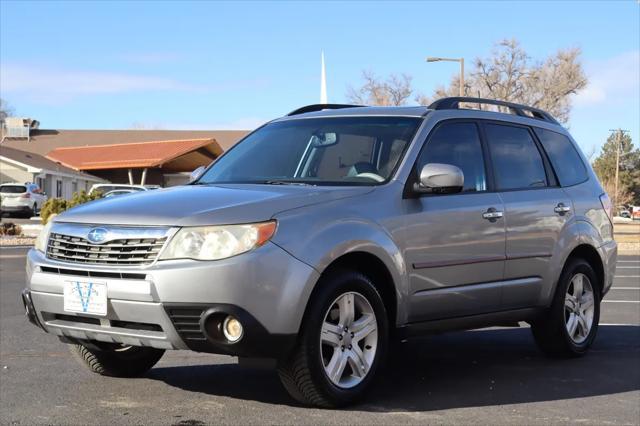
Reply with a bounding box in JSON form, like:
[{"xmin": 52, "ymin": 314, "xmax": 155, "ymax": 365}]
[{"xmin": 55, "ymin": 184, "xmax": 372, "ymax": 226}]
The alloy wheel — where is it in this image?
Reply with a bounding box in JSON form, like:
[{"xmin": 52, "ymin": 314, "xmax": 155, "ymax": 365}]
[
  {"xmin": 320, "ymin": 292, "xmax": 378, "ymax": 389},
  {"xmin": 564, "ymin": 273, "xmax": 595, "ymax": 344}
]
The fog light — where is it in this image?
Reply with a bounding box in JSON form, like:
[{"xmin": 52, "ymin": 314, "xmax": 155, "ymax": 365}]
[{"xmin": 222, "ymin": 315, "xmax": 243, "ymax": 342}]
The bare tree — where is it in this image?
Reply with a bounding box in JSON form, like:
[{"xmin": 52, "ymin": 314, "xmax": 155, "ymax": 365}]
[
  {"xmin": 0, "ymin": 98, "xmax": 13, "ymax": 124},
  {"xmin": 427, "ymin": 39, "xmax": 587, "ymax": 123},
  {"xmin": 347, "ymin": 71, "xmax": 413, "ymax": 106}
]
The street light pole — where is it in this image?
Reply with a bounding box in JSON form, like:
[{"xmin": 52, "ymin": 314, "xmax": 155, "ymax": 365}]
[
  {"xmin": 426, "ymin": 57, "xmax": 465, "ymax": 97},
  {"xmin": 459, "ymin": 58, "xmax": 464, "ymax": 97}
]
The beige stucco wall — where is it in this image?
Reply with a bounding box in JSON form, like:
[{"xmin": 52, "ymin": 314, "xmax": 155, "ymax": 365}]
[
  {"xmin": 1, "ymin": 160, "xmax": 100, "ymax": 199},
  {"xmin": 163, "ymin": 173, "xmax": 190, "ymax": 187},
  {"xmin": 46, "ymin": 175, "xmax": 97, "ymax": 199}
]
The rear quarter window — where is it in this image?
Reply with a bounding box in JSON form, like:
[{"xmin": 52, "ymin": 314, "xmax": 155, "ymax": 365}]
[
  {"xmin": 0, "ymin": 185, "xmax": 27, "ymax": 194},
  {"xmin": 534, "ymin": 128, "xmax": 588, "ymax": 187}
]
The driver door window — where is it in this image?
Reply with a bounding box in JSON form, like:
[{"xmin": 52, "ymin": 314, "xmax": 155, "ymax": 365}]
[{"xmin": 416, "ymin": 122, "xmax": 487, "ymax": 192}]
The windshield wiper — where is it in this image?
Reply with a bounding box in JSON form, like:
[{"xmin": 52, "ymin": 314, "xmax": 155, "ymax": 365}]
[{"xmin": 263, "ymin": 180, "xmax": 314, "ymax": 186}]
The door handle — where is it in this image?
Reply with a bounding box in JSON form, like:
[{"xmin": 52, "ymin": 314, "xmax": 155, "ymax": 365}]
[
  {"xmin": 482, "ymin": 207, "xmax": 504, "ymax": 221},
  {"xmin": 554, "ymin": 203, "xmax": 571, "ymax": 215}
]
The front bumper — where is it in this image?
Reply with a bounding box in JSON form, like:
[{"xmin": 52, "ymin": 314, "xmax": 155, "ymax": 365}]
[{"xmin": 25, "ymin": 243, "xmax": 319, "ymax": 357}]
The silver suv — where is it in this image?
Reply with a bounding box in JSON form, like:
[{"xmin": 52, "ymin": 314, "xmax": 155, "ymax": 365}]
[{"xmin": 23, "ymin": 98, "xmax": 617, "ymax": 407}]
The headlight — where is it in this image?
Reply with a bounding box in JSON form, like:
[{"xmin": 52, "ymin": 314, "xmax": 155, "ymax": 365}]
[
  {"xmin": 34, "ymin": 220, "xmax": 53, "ymax": 253},
  {"xmin": 160, "ymin": 221, "xmax": 277, "ymax": 261}
]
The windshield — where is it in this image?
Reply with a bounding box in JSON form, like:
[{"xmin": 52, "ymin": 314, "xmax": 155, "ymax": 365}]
[
  {"xmin": 0, "ymin": 185, "xmax": 27, "ymax": 194},
  {"xmin": 197, "ymin": 116, "xmax": 422, "ymax": 186}
]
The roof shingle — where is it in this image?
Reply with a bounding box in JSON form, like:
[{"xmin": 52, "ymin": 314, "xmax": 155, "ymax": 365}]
[
  {"xmin": 46, "ymin": 138, "xmax": 220, "ymax": 170},
  {"xmin": 0, "ymin": 146, "xmax": 103, "ymax": 180}
]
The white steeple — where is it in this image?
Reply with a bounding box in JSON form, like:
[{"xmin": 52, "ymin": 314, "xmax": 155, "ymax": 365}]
[{"xmin": 320, "ymin": 51, "xmax": 328, "ymax": 104}]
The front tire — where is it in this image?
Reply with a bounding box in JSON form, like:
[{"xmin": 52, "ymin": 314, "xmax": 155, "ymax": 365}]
[
  {"xmin": 277, "ymin": 270, "xmax": 388, "ymax": 407},
  {"xmin": 531, "ymin": 258, "xmax": 600, "ymax": 357},
  {"xmin": 71, "ymin": 342, "xmax": 165, "ymax": 377}
]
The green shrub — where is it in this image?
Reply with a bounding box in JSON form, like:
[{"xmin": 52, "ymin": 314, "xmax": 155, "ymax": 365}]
[
  {"xmin": 0, "ymin": 222, "xmax": 23, "ymax": 236},
  {"xmin": 41, "ymin": 190, "xmax": 102, "ymax": 224}
]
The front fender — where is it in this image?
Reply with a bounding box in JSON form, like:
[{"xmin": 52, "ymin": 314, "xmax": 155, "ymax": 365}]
[{"xmin": 272, "ymin": 213, "xmax": 408, "ymax": 325}]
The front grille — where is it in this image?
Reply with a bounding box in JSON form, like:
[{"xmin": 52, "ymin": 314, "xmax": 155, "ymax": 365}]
[
  {"xmin": 40, "ymin": 266, "xmax": 147, "ymax": 280},
  {"xmin": 46, "ymin": 232, "xmax": 167, "ymax": 266}
]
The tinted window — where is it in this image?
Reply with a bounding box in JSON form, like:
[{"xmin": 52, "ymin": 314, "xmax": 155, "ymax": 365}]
[
  {"xmin": 534, "ymin": 128, "xmax": 588, "ymax": 187},
  {"xmin": 417, "ymin": 122, "xmax": 486, "ymax": 192},
  {"xmin": 0, "ymin": 185, "xmax": 26, "ymax": 194},
  {"xmin": 485, "ymin": 124, "xmax": 547, "ymax": 190}
]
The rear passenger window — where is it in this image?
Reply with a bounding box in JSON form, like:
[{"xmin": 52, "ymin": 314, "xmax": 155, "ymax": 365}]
[
  {"xmin": 417, "ymin": 122, "xmax": 486, "ymax": 192},
  {"xmin": 485, "ymin": 124, "xmax": 547, "ymax": 190},
  {"xmin": 534, "ymin": 128, "xmax": 588, "ymax": 187}
]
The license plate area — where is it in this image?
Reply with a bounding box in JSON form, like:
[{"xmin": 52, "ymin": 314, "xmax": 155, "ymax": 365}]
[{"xmin": 63, "ymin": 281, "xmax": 108, "ymax": 316}]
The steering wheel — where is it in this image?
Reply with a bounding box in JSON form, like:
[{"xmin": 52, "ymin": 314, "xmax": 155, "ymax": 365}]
[{"xmin": 355, "ymin": 172, "xmax": 385, "ymax": 183}]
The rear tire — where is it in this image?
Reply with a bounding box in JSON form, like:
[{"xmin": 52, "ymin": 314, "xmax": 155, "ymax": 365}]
[
  {"xmin": 531, "ymin": 258, "xmax": 600, "ymax": 358},
  {"xmin": 71, "ymin": 342, "xmax": 165, "ymax": 377},
  {"xmin": 277, "ymin": 270, "xmax": 388, "ymax": 407}
]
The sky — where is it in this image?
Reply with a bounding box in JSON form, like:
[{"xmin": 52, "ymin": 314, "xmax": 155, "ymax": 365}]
[{"xmin": 1, "ymin": 0, "xmax": 639, "ymax": 155}]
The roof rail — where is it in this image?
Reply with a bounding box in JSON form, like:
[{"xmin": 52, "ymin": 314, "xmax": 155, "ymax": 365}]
[
  {"xmin": 287, "ymin": 104, "xmax": 363, "ymax": 116},
  {"xmin": 428, "ymin": 97, "xmax": 559, "ymax": 125}
]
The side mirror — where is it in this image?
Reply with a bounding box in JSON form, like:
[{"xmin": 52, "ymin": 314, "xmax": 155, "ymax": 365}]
[
  {"xmin": 413, "ymin": 163, "xmax": 464, "ymax": 194},
  {"xmin": 189, "ymin": 166, "xmax": 206, "ymax": 183}
]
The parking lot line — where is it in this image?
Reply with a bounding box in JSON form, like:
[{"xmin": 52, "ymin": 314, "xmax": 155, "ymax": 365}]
[
  {"xmin": 618, "ymin": 260, "xmax": 640, "ymax": 263},
  {"xmin": 611, "ymin": 287, "xmax": 640, "ymax": 290},
  {"xmin": 602, "ymin": 300, "xmax": 640, "ymax": 303},
  {"xmin": 616, "ymin": 275, "xmax": 640, "ymax": 278},
  {"xmin": 617, "ymin": 266, "xmax": 640, "ymax": 269},
  {"xmin": 600, "ymin": 323, "xmax": 640, "ymax": 326}
]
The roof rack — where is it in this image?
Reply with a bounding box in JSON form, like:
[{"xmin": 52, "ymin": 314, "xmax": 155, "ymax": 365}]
[
  {"xmin": 428, "ymin": 97, "xmax": 559, "ymax": 125},
  {"xmin": 287, "ymin": 104, "xmax": 363, "ymax": 116}
]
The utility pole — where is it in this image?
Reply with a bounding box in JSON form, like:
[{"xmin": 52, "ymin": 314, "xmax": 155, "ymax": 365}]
[
  {"xmin": 608, "ymin": 128, "xmax": 630, "ymax": 210},
  {"xmin": 320, "ymin": 51, "xmax": 328, "ymax": 104},
  {"xmin": 426, "ymin": 57, "xmax": 465, "ymax": 97}
]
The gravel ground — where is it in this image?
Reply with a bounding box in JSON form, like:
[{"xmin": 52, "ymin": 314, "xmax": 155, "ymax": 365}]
[{"xmin": 0, "ymin": 236, "xmax": 35, "ymax": 247}]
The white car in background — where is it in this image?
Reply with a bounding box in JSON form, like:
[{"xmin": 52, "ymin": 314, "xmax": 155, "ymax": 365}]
[
  {"xmin": 88, "ymin": 184, "xmax": 161, "ymax": 196},
  {"xmin": 103, "ymin": 189, "xmax": 140, "ymax": 198},
  {"xmin": 0, "ymin": 183, "xmax": 47, "ymax": 217},
  {"xmin": 88, "ymin": 184, "xmax": 146, "ymax": 196}
]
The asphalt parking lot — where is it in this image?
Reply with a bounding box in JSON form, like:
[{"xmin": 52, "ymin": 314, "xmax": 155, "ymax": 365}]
[{"xmin": 1, "ymin": 248, "xmax": 638, "ymax": 425}]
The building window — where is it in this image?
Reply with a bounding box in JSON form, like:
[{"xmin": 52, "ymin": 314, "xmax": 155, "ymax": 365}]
[
  {"xmin": 56, "ymin": 180, "xmax": 63, "ymax": 198},
  {"xmin": 36, "ymin": 177, "xmax": 46, "ymax": 193},
  {"xmin": 72, "ymin": 181, "xmax": 78, "ymax": 195}
]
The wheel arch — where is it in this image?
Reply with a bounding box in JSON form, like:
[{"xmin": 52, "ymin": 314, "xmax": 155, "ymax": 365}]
[
  {"xmin": 564, "ymin": 244, "xmax": 605, "ymax": 296},
  {"xmin": 316, "ymin": 251, "xmax": 399, "ymax": 329}
]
